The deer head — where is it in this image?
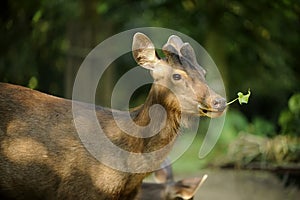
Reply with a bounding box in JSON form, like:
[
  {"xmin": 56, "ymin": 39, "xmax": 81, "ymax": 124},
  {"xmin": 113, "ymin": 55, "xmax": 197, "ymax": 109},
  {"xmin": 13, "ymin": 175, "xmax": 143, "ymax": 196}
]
[
  {"xmin": 137, "ymin": 165, "xmax": 208, "ymax": 200},
  {"xmin": 132, "ymin": 33, "xmax": 226, "ymax": 118}
]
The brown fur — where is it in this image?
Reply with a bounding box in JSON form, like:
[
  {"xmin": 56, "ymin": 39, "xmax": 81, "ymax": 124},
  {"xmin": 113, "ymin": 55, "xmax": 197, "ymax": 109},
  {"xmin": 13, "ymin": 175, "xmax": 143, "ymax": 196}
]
[{"xmin": 0, "ymin": 82, "xmax": 179, "ymax": 200}]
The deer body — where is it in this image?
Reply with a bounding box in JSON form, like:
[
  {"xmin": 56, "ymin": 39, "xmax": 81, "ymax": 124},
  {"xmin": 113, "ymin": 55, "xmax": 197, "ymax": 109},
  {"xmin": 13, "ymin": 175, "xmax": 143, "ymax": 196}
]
[
  {"xmin": 0, "ymin": 33, "xmax": 225, "ymax": 199},
  {"xmin": 0, "ymin": 83, "xmax": 173, "ymax": 199},
  {"xmin": 0, "ymin": 83, "xmax": 136, "ymax": 199}
]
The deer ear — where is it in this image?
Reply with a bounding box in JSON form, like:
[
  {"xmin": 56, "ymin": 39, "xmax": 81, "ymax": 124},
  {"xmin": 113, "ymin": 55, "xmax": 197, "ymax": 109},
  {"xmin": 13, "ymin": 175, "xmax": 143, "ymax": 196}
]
[
  {"xmin": 154, "ymin": 159, "xmax": 174, "ymax": 183},
  {"xmin": 154, "ymin": 167, "xmax": 173, "ymax": 184},
  {"xmin": 132, "ymin": 32, "xmax": 158, "ymax": 70},
  {"xmin": 154, "ymin": 168, "xmax": 168, "ymax": 183},
  {"xmin": 180, "ymin": 43, "xmax": 197, "ymax": 66},
  {"xmin": 171, "ymin": 175, "xmax": 208, "ymax": 200},
  {"xmin": 166, "ymin": 35, "xmax": 184, "ymax": 50}
]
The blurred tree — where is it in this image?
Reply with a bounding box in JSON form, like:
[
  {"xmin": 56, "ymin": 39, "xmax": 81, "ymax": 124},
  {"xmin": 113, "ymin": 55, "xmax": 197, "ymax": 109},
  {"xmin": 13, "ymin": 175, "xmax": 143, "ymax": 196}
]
[{"xmin": 0, "ymin": 1, "xmax": 84, "ymax": 96}]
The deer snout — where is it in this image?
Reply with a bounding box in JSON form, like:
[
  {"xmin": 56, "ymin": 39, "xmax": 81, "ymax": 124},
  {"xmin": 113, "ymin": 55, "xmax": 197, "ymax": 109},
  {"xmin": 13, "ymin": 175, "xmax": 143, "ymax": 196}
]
[{"xmin": 212, "ymin": 97, "xmax": 226, "ymax": 112}]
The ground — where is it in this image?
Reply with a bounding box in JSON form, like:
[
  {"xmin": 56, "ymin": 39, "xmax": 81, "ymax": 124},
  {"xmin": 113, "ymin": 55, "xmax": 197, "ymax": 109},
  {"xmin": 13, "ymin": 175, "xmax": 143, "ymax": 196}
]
[{"xmin": 191, "ymin": 169, "xmax": 300, "ymax": 200}]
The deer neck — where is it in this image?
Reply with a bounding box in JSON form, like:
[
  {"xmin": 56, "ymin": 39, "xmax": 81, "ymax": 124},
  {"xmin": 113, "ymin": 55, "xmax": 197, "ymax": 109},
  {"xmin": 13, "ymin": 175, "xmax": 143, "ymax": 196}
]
[{"xmin": 132, "ymin": 84, "xmax": 181, "ymax": 152}]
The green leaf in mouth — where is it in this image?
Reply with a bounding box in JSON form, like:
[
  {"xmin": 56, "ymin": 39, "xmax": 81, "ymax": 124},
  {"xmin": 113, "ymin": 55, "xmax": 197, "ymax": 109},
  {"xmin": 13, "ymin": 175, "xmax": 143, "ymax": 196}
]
[
  {"xmin": 227, "ymin": 89, "xmax": 251, "ymax": 106},
  {"xmin": 237, "ymin": 89, "xmax": 251, "ymax": 105}
]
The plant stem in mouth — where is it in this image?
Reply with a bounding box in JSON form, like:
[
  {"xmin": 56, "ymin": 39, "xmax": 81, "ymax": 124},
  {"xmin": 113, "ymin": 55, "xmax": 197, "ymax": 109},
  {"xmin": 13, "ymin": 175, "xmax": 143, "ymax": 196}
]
[{"xmin": 226, "ymin": 98, "xmax": 238, "ymax": 106}]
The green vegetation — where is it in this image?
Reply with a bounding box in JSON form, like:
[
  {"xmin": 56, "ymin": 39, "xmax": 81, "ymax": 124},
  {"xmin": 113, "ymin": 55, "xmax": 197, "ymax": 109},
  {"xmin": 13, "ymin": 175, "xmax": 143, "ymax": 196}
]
[
  {"xmin": 1, "ymin": 0, "xmax": 299, "ymax": 173},
  {"xmin": 174, "ymin": 94, "xmax": 300, "ymax": 173},
  {"xmin": 279, "ymin": 93, "xmax": 300, "ymax": 136}
]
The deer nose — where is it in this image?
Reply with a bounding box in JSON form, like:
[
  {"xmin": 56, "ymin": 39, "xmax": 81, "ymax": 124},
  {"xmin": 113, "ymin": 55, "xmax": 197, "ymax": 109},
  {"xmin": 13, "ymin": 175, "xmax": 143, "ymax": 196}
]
[{"xmin": 212, "ymin": 97, "xmax": 226, "ymax": 111}]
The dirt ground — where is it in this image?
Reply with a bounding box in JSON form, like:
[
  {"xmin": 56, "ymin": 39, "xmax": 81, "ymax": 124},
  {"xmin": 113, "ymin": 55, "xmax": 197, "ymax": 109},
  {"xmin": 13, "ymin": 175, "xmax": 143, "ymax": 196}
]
[{"xmin": 191, "ymin": 169, "xmax": 300, "ymax": 200}]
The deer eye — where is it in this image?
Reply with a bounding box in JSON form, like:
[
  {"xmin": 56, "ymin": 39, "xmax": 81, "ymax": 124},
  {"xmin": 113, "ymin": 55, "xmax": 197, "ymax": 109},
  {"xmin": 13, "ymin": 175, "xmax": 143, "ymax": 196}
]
[{"xmin": 172, "ymin": 73, "xmax": 182, "ymax": 81}]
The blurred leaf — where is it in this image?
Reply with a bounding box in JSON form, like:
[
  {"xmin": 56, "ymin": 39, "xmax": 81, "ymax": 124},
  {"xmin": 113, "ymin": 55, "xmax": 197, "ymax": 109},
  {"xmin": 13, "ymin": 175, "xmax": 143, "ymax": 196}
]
[
  {"xmin": 278, "ymin": 93, "xmax": 300, "ymax": 136},
  {"xmin": 96, "ymin": 2, "xmax": 108, "ymax": 14},
  {"xmin": 28, "ymin": 76, "xmax": 38, "ymax": 89},
  {"xmin": 32, "ymin": 9, "xmax": 43, "ymax": 23},
  {"xmin": 288, "ymin": 93, "xmax": 300, "ymax": 114}
]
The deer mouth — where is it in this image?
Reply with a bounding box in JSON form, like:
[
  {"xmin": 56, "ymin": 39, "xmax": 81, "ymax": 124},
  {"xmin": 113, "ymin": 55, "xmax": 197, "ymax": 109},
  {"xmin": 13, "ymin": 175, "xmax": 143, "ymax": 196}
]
[{"xmin": 197, "ymin": 104, "xmax": 225, "ymax": 118}]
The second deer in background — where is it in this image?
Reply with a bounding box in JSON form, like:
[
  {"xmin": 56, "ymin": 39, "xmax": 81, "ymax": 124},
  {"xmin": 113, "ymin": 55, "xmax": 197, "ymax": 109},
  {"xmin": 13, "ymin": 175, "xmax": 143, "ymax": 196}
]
[{"xmin": 136, "ymin": 164, "xmax": 207, "ymax": 200}]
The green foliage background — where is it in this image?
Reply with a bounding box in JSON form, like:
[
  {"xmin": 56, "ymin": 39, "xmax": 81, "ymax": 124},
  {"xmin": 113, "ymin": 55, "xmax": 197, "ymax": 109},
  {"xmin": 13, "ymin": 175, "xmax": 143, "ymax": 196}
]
[{"xmin": 1, "ymin": 0, "xmax": 299, "ymax": 167}]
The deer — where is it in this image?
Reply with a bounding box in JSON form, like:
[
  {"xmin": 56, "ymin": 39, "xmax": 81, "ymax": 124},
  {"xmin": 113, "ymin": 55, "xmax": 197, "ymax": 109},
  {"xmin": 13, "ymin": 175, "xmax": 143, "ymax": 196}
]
[
  {"xmin": 136, "ymin": 163, "xmax": 208, "ymax": 200},
  {"xmin": 0, "ymin": 32, "xmax": 226, "ymax": 199}
]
